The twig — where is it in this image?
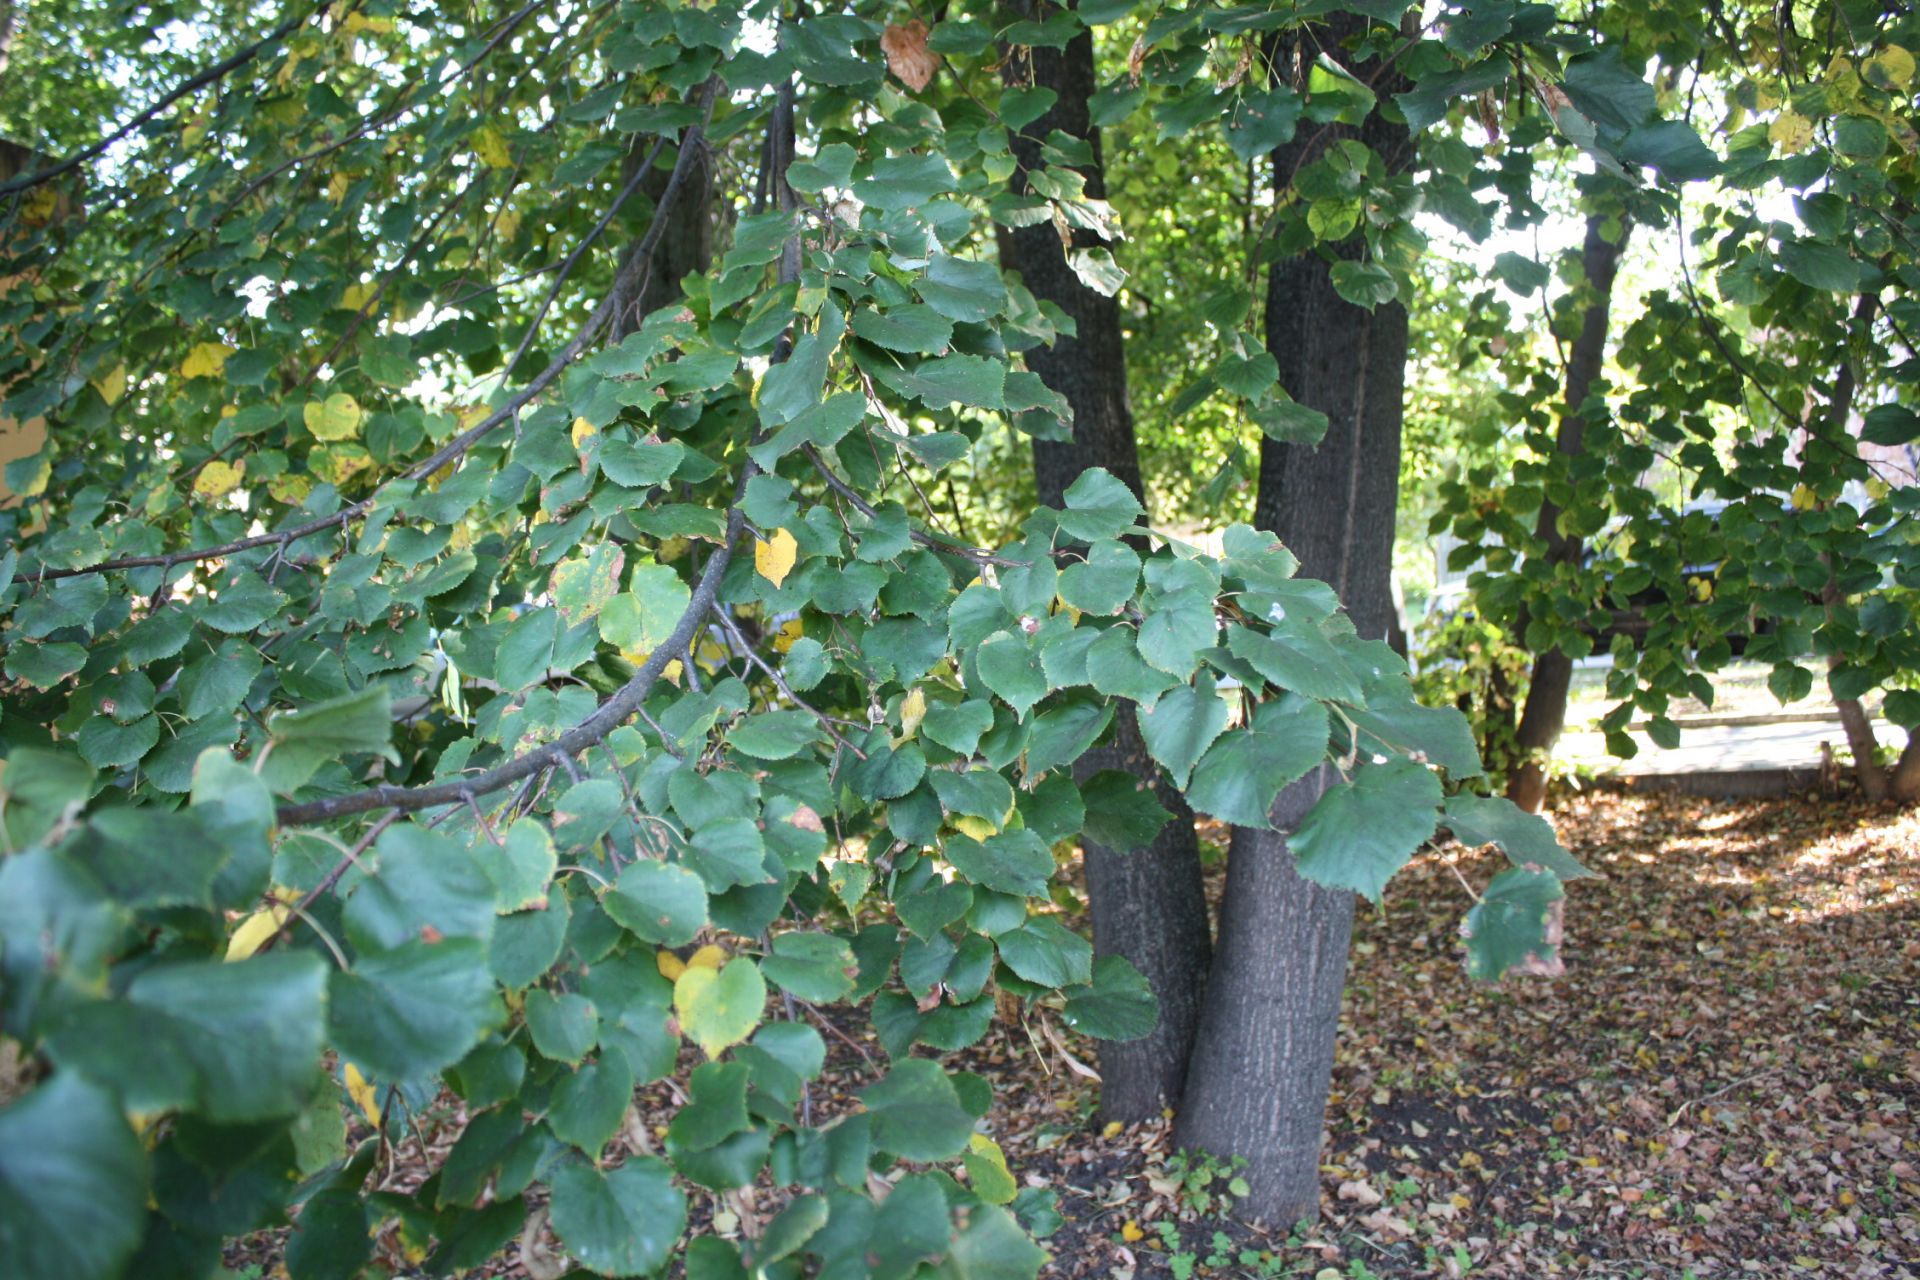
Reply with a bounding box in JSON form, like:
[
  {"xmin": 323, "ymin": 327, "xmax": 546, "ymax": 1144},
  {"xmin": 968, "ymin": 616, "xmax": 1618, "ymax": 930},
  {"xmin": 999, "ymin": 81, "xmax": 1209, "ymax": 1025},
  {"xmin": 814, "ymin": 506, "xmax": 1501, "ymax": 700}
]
[{"xmin": 708, "ymin": 603, "xmax": 866, "ymax": 758}]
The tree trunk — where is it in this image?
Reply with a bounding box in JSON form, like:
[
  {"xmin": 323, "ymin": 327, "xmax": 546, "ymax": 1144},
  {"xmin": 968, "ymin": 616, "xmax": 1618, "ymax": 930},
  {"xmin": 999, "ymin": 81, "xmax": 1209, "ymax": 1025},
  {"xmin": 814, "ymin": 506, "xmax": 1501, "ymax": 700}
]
[
  {"xmin": 1175, "ymin": 15, "xmax": 1410, "ymax": 1226},
  {"xmin": 1506, "ymin": 212, "xmax": 1631, "ymax": 813},
  {"xmin": 997, "ymin": 21, "xmax": 1212, "ymax": 1120},
  {"xmin": 1889, "ymin": 736, "xmax": 1920, "ymax": 804}
]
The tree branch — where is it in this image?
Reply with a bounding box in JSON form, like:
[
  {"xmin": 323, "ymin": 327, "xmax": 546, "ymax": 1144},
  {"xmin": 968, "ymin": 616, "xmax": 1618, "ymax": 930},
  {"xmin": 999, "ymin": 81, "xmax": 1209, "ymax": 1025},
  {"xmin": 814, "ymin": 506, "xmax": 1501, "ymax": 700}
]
[
  {"xmin": 275, "ymin": 505, "xmax": 745, "ymax": 826},
  {"xmin": 0, "ymin": 3, "xmax": 322, "ymax": 199},
  {"xmin": 25, "ymin": 78, "xmax": 722, "ymax": 586}
]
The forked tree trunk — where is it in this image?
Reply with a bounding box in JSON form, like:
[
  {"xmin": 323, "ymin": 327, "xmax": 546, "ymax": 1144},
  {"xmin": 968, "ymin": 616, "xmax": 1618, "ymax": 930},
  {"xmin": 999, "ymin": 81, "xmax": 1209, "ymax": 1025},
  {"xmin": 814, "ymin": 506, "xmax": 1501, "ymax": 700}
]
[
  {"xmin": 1505, "ymin": 211, "xmax": 1631, "ymax": 813},
  {"xmin": 1175, "ymin": 14, "xmax": 1410, "ymax": 1226},
  {"xmin": 996, "ymin": 21, "xmax": 1212, "ymax": 1120}
]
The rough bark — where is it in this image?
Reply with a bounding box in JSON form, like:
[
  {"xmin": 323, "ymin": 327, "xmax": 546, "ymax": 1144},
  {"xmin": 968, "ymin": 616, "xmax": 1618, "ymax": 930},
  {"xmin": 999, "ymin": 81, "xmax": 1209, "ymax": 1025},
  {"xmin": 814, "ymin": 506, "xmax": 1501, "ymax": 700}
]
[
  {"xmin": 996, "ymin": 19, "xmax": 1212, "ymax": 1120},
  {"xmin": 1175, "ymin": 16, "xmax": 1410, "ymax": 1226},
  {"xmin": 611, "ymin": 106, "xmax": 716, "ymax": 340},
  {"xmin": 1506, "ymin": 212, "xmax": 1631, "ymax": 813},
  {"xmin": 1890, "ymin": 737, "xmax": 1920, "ymax": 804}
]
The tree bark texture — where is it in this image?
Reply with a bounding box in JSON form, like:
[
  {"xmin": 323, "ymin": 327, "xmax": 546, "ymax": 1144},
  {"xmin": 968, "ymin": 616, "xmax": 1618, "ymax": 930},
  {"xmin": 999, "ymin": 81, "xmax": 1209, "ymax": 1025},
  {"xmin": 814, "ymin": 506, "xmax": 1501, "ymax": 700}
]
[
  {"xmin": 997, "ymin": 19, "xmax": 1213, "ymax": 1120},
  {"xmin": 1177, "ymin": 15, "xmax": 1411, "ymax": 1226},
  {"xmin": 1506, "ymin": 212, "xmax": 1631, "ymax": 813}
]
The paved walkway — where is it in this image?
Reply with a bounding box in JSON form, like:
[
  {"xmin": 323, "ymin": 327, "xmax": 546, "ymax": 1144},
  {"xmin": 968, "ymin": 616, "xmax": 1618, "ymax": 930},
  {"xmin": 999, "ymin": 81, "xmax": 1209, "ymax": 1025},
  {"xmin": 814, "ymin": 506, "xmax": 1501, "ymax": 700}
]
[{"xmin": 1560, "ymin": 715, "xmax": 1904, "ymax": 796}]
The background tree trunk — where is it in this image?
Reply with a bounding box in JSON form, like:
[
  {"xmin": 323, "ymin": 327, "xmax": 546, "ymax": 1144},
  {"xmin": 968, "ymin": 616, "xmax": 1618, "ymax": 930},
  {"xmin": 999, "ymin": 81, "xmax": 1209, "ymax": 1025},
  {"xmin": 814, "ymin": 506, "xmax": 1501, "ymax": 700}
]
[
  {"xmin": 997, "ymin": 21, "xmax": 1212, "ymax": 1120},
  {"xmin": 1175, "ymin": 15, "xmax": 1410, "ymax": 1225},
  {"xmin": 1506, "ymin": 212, "xmax": 1631, "ymax": 813}
]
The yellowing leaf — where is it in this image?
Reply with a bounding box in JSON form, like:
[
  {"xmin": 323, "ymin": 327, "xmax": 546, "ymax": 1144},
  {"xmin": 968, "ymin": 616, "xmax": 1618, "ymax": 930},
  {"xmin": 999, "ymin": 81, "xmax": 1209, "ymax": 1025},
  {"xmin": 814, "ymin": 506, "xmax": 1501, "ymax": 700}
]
[
  {"xmin": 493, "ymin": 207, "xmax": 522, "ymax": 241},
  {"xmin": 327, "ymin": 172, "xmax": 351, "ymax": 204},
  {"xmin": 1769, "ymin": 111, "xmax": 1814, "ymax": 153},
  {"xmin": 341, "ymin": 12, "xmax": 394, "ymax": 33},
  {"xmin": 900, "ymin": 688, "xmax": 927, "ymax": 737},
  {"xmin": 952, "ymin": 814, "xmax": 997, "ymax": 842},
  {"xmin": 474, "ymin": 125, "xmax": 513, "ymax": 169},
  {"xmin": 964, "ymin": 1133, "xmax": 1018, "ymax": 1204},
  {"xmin": 1120, "ymin": 1221, "xmax": 1144, "ymax": 1243},
  {"xmin": 657, "ymin": 948, "xmax": 688, "ymax": 980},
  {"xmin": 193, "ymin": 459, "xmax": 245, "ymax": 501},
  {"xmin": 570, "ymin": 416, "xmax": 597, "ymax": 448},
  {"xmin": 304, "ymin": 392, "xmax": 364, "ymax": 441},
  {"xmin": 1101, "ymin": 1120, "xmax": 1124, "ymax": 1139},
  {"xmin": 224, "ymin": 905, "xmax": 287, "ymax": 961},
  {"xmin": 772, "ymin": 617, "xmax": 804, "ymax": 654},
  {"xmin": 755, "ymin": 528, "xmax": 798, "ymax": 588},
  {"xmin": 1866, "ymin": 45, "xmax": 1917, "ymax": 90},
  {"xmin": 340, "ymin": 281, "xmax": 377, "ymax": 313},
  {"xmin": 1791, "ymin": 483, "xmax": 1817, "ymax": 510},
  {"xmin": 313, "ymin": 443, "xmax": 373, "ymax": 485},
  {"xmin": 687, "ymin": 943, "xmax": 729, "ymax": 971},
  {"xmin": 92, "ymin": 364, "xmax": 127, "ymax": 406},
  {"xmin": 343, "ymin": 1063, "xmax": 382, "ymax": 1127},
  {"xmin": 180, "ymin": 342, "xmax": 235, "ymax": 380},
  {"xmin": 269, "ymin": 473, "xmax": 314, "ymax": 505}
]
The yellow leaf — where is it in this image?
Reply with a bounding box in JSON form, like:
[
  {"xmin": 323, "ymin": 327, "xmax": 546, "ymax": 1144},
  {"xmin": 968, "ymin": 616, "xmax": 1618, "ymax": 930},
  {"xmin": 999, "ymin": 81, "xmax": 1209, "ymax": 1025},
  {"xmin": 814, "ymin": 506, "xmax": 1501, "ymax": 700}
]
[
  {"xmin": 313, "ymin": 443, "xmax": 373, "ymax": 485},
  {"xmin": 343, "ymin": 1062, "xmax": 381, "ymax": 1127},
  {"xmin": 225, "ymin": 905, "xmax": 288, "ymax": 961},
  {"xmin": 304, "ymin": 392, "xmax": 364, "ymax": 441},
  {"xmin": 657, "ymin": 948, "xmax": 688, "ymax": 980},
  {"xmin": 474, "ymin": 125, "xmax": 513, "ymax": 169},
  {"xmin": 1865, "ymin": 45, "xmax": 1916, "ymax": 90},
  {"xmin": 193, "ymin": 459, "xmax": 245, "ymax": 501},
  {"xmin": 1120, "ymin": 1221, "xmax": 1145, "ymax": 1243},
  {"xmin": 1769, "ymin": 111, "xmax": 1814, "ymax": 154},
  {"xmin": 341, "ymin": 12, "xmax": 393, "ymax": 33},
  {"xmin": 1101, "ymin": 1120, "xmax": 1124, "ymax": 1139},
  {"xmin": 755, "ymin": 528, "xmax": 798, "ymax": 588},
  {"xmin": 454, "ymin": 403, "xmax": 489, "ymax": 431},
  {"xmin": 180, "ymin": 341, "xmax": 234, "ymax": 380},
  {"xmin": 570, "ymin": 416, "xmax": 598, "ymax": 448},
  {"xmin": 900, "ymin": 688, "xmax": 927, "ymax": 737},
  {"xmin": 772, "ymin": 617, "xmax": 804, "ymax": 654},
  {"xmin": 494, "ymin": 208, "xmax": 522, "ymax": 241},
  {"xmin": 340, "ymin": 281, "xmax": 377, "ymax": 313},
  {"xmin": 687, "ymin": 943, "xmax": 729, "ymax": 971},
  {"xmin": 328, "ymin": 172, "xmax": 350, "ymax": 204},
  {"xmin": 1791, "ymin": 483, "xmax": 1817, "ymax": 511},
  {"xmin": 92, "ymin": 363, "xmax": 127, "ymax": 406}
]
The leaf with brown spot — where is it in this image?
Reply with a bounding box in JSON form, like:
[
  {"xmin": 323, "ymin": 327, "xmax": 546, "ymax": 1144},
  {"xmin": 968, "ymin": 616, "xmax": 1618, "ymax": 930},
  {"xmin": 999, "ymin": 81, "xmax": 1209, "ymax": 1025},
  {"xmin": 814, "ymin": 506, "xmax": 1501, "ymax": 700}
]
[{"xmin": 882, "ymin": 21, "xmax": 940, "ymax": 93}]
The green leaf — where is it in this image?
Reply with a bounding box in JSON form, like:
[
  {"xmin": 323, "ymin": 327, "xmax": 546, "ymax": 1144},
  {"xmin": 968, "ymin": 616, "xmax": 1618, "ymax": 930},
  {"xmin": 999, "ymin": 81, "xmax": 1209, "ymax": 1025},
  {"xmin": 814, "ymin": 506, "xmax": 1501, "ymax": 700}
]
[
  {"xmin": 1289, "ymin": 760, "xmax": 1443, "ymax": 902},
  {"xmin": 996, "ymin": 915, "xmax": 1093, "ymax": 988},
  {"xmin": 917, "ymin": 255, "xmax": 1007, "ymax": 324},
  {"xmin": 1777, "ymin": 240, "xmax": 1868, "ymax": 292},
  {"xmin": 601, "ymin": 564, "xmax": 691, "ymax": 655},
  {"xmin": 976, "ymin": 631, "xmax": 1049, "ymax": 719},
  {"xmin": 1327, "ymin": 260, "xmax": 1398, "ymax": 309},
  {"xmin": 525, "ymin": 989, "xmax": 600, "ymax": 1064},
  {"xmin": 549, "ymin": 1056, "xmax": 636, "ymax": 1158},
  {"xmin": 1060, "ymin": 954, "xmax": 1158, "ymax": 1041},
  {"xmin": 1187, "ymin": 698, "xmax": 1330, "ymax": 826},
  {"xmin": 1078, "ymin": 769, "xmax": 1172, "ymax": 852},
  {"xmin": 1057, "ymin": 468, "xmax": 1143, "ymax": 542},
  {"xmin": 922, "ymin": 699, "xmax": 996, "ymax": 756},
  {"xmin": 1058, "ymin": 540, "xmax": 1140, "ymax": 616},
  {"xmin": 1347, "ymin": 693, "xmax": 1484, "ymax": 777},
  {"xmin": 1463, "ymin": 868, "xmax": 1563, "ymax": 981},
  {"xmin": 761, "ymin": 932, "xmax": 857, "ymax": 1002},
  {"xmin": 1137, "ymin": 672, "xmax": 1229, "ymax": 789},
  {"xmin": 344, "ymin": 824, "xmax": 498, "ymax": 954},
  {"xmin": 1443, "ymin": 793, "xmax": 1594, "ymax": 881},
  {"xmin": 948, "ymin": 1205, "xmax": 1048, "ymax": 1280},
  {"xmin": 473, "ymin": 821, "xmax": 557, "ymax": 914},
  {"xmin": 329, "ymin": 939, "xmax": 503, "ymax": 1079},
  {"xmin": 605, "ymin": 860, "xmax": 709, "ymax": 947},
  {"xmin": 673, "ymin": 957, "xmax": 766, "ymax": 1057},
  {"xmin": 861, "ymin": 1058, "xmax": 975, "ymax": 1162},
  {"xmin": 267, "ymin": 687, "xmax": 397, "ymax": 791},
  {"xmin": 548, "ymin": 1157, "xmax": 687, "ymax": 1278},
  {"xmin": 882, "ymin": 353, "xmax": 1008, "ymax": 410},
  {"xmin": 851, "ymin": 304, "xmax": 955, "ymax": 354},
  {"xmin": 1225, "ymin": 620, "xmax": 1364, "ymax": 703},
  {"xmin": 944, "ymin": 829, "xmax": 1055, "ymax": 897},
  {"xmin": 49, "ymin": 954, "xmax": 328, "ymax": 1123},
  {"xmin": 0, "ymin": 1074, "xmax": 148, "ymax": 1280}
]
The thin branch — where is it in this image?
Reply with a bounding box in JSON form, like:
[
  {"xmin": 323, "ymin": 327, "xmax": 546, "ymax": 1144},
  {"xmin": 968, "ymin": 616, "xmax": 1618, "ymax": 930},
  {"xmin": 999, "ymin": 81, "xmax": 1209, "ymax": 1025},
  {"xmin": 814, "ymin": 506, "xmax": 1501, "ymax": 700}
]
[
  {"xmin": 26, "ymin": 82, "xmax": 723, "ymax": 586},
  {"xmin": 709, "ymin": 602, "xmax": 866, "ymax": 758},
  {"xmin": 273, "ymin": 505, "xmax": 746, "ymax": 826},
  {"xmin": 0, "ymin": 3, "xmax": 322, "ymax": 199},
  {"xmin": 799, "ymin": 443, "xmax": 1019, "ymax": 566}
]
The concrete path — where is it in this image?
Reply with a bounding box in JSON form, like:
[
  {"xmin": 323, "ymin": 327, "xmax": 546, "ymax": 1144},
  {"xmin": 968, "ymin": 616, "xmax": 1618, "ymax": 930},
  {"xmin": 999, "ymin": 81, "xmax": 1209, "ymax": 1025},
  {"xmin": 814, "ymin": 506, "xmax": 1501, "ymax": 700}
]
[{"xmin": 1559, "ymin": 716, "xmax": 1904, "ymax": 797}]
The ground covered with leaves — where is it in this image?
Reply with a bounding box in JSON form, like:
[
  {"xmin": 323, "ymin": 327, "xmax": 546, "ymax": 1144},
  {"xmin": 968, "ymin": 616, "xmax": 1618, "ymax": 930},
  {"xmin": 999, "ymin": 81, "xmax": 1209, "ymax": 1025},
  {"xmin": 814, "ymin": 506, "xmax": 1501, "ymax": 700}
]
[
  {"xmin": 993, "ymin": 789, "xmax": 1920, "ymax": 1279},
  {"xmin": 232, "ymin": 790, "xmax": 1917, "ymax": 1279}
]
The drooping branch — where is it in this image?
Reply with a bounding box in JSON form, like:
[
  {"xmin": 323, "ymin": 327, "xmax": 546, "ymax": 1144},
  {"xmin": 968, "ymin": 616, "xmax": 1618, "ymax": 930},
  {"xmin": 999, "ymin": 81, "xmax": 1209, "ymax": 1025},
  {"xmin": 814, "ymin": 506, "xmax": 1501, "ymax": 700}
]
[
  {"xmin": 274, "ymin": 505, "xmax": 745, "ymax": 826},
  {"xmin": 0, "ymin": 3, "xmax": 322, "ymax": 200},
  {"xmin": 25, "ymin": 81, "xmax": 721, "ymax": 585}
]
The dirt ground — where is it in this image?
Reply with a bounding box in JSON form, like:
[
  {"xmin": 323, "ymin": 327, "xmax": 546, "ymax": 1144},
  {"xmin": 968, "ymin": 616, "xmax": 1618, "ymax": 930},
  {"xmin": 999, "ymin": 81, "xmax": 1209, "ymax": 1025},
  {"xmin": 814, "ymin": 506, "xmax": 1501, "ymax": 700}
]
[{"xmin": 990, "ymin": 789, "xmax": 1920, "ymax": 1280}]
